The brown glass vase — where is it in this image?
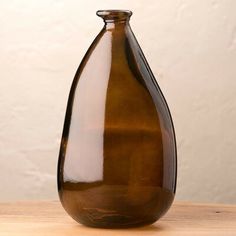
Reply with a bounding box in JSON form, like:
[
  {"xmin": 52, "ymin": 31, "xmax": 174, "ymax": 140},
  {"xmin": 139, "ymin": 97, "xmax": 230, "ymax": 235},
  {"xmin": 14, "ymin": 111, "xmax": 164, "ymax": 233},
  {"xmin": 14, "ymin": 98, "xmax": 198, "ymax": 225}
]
[{"xmin": 57, "ymin": 10, "xmax": 177, "ymax": 228}]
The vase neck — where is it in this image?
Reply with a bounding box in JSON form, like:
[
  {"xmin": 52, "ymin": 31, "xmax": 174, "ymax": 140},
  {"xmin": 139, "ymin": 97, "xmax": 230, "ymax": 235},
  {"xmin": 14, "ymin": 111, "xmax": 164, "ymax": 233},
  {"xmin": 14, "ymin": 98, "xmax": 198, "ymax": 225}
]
[
  {"xmin": 97, "ymin": 10, "xmax": 132, "ymax": 28},
  {"xmin": 104, "ymin": 21, "xmax": 130, "ymax": 30}
]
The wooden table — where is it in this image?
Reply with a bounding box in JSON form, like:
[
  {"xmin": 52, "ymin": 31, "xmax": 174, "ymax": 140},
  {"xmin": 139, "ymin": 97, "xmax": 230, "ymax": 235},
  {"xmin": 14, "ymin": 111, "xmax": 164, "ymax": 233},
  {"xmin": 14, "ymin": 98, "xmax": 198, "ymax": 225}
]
[{"xmin": 0, "ymin": 201, "xmax": 235, "ymax": 235}]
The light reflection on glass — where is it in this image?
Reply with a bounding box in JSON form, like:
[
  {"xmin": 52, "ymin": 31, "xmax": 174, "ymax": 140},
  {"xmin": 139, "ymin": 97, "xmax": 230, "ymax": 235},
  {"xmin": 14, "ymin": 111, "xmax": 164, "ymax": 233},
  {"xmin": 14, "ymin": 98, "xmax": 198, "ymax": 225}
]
[{"xmin": 64, "ymin": 32, "xmax": 112, "ymax": 183}]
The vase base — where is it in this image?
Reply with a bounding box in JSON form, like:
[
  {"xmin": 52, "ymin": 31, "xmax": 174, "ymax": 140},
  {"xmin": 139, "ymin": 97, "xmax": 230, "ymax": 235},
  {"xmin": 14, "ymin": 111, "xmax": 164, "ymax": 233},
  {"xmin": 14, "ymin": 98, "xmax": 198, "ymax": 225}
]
[
  {"xmin": 59, "ymin": 183, "xmax": 174, "ymax": 229},
  {"xmin": 73, "ymin": 216, "xmax": 160, "ymax": 229}
]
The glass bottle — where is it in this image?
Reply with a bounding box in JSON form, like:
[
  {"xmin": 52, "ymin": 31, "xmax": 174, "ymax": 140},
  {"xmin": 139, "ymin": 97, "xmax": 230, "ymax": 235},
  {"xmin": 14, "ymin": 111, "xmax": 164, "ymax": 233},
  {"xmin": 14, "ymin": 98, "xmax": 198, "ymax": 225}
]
[{"xmin": 58, "ymin": 10, "xmax": 177, "ymax": 228}]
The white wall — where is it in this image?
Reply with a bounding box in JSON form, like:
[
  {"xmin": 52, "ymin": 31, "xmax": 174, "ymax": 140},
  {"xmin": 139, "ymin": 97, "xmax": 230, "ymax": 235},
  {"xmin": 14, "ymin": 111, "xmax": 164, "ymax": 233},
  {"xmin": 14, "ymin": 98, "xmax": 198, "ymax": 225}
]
[{"xmin": 0, "ymin": 0, "xmax": 236, "ymax": 203}]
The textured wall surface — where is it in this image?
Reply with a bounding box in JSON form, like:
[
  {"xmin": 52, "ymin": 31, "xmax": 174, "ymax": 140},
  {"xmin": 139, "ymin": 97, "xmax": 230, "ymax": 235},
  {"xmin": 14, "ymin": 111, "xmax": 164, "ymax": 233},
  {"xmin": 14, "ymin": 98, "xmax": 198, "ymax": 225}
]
[{"xmin": 0, "ymin": 0, "xmax": 236, "ymax": 203}]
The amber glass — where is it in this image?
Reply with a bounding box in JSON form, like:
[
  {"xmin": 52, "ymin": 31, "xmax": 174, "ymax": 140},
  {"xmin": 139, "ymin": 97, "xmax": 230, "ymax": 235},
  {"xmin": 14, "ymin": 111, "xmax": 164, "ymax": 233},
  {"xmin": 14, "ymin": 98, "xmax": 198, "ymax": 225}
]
[{"xmin": 57, "ymin": 10, "xmax": 177, "ymax": 228}]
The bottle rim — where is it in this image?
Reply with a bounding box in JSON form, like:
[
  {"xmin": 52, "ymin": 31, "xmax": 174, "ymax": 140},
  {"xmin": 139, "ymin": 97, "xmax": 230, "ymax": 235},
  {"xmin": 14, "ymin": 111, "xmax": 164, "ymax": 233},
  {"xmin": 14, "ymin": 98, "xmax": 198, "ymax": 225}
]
[{"xmin": 96, "ymin": 10, "xmax": 132, "ymax": 22}]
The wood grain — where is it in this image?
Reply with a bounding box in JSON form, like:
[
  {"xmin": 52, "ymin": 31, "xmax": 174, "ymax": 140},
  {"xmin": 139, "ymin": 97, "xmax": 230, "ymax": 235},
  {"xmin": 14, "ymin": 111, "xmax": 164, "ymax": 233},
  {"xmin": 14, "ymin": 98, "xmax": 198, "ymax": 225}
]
[{"xmin": 0, "ymin": 201, "xmax": 235, "ymax": 235}]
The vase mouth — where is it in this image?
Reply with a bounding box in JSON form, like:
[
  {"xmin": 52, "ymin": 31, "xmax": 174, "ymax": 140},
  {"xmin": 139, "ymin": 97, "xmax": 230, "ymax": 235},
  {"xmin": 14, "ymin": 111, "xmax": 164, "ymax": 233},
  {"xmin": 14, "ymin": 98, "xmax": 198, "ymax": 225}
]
[{"xmin": 96, "ymin": 10, "xmax": 132, "ymax": 22}]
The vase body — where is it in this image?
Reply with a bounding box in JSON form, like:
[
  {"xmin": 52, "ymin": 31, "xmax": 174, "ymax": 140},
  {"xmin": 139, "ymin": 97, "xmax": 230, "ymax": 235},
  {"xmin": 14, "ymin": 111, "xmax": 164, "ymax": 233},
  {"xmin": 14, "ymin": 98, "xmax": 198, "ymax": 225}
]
[{"xmin": 58, "ymin": 10, "xmax": 177, "ymax": 228}]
